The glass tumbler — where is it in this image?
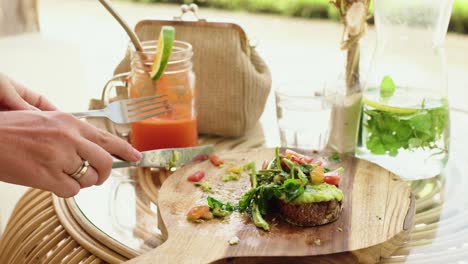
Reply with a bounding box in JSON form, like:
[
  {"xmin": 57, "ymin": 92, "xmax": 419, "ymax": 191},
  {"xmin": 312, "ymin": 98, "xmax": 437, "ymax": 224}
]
[{"xmin": 275, "ymin": 85, "xmax": 332, "ymax": 150}]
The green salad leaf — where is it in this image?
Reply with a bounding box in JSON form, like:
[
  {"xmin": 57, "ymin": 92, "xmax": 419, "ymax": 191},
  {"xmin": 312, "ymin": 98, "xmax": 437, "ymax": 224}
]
[
  {"xmin": 222, "ymin": 174, "xmax": 240, "ymax": 182},
  {"xmin": 275, "ymin": 147, "xmax": 282, "ymax": 170},
  {"xmin": 207, "ymin": 196, "xmax": 235, "ymax": 217},
  {"xmin": 282, "ymin": 179, "xmax": 305, "ymax": 202}
]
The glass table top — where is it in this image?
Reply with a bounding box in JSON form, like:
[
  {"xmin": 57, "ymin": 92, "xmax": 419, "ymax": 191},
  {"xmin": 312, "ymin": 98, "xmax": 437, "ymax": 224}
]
[{"xmin": 74, "ymin": 110, "xmax": 468, "ymax": 262}]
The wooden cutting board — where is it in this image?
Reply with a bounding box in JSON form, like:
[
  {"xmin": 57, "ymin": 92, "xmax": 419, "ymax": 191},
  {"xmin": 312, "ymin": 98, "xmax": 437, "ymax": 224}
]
[{"xmin": 128, "ymin": 148, "xmax": 415, "ymax": 264}]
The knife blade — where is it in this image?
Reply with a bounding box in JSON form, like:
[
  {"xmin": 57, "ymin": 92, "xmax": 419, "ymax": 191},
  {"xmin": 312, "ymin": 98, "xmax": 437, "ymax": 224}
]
[{"xmin": 112, "ymin": 145, "xmax": 214, "ymax": 169}]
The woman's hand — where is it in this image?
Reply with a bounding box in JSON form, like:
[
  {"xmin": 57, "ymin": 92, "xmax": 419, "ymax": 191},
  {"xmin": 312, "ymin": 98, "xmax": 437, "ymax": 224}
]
[
  {"xmin": 0, "ymin": 111, "xmax": 141, "ymax": 198},
  {"xmin": 0, "ymin": 73, "xmax": 56, "ymax": 111}
]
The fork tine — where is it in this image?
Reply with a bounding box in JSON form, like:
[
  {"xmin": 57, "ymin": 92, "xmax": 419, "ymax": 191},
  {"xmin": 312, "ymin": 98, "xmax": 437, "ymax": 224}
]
[
  {"xmin": 128, "ymin": 108, "xmax": 173, "ymax": 123},
  {"xmin": 125, "ymin": 94, "xmax": 167, "ymax": 105},
  {"xmin": 127, "ymin": 99, "xmax": 168, "ymax": 111},
  {"xmin": 128, "ymin": 104, "xmax": 170, "ymax": 118}
]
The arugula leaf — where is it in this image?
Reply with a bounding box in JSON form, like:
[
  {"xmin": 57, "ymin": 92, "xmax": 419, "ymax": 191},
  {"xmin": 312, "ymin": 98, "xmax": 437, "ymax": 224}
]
[
  {"xmin": 256, "ymin": 187, "xmax": 271, "ymax": 215},
  {"xmin": 275, "ymin": 147, "xmax": 282, "ymax": 170},
  {"xmin": 296, "ymin": 167, "xmax": 309, "ymax": 184},
  {"xmin": 237, "ymin": 188, "xmax": 256, "ymax": 212},
  {"xmin": 207, "ymin": 196, "xmax": 235, "ymax": 217},
  {"xmin": 243, "ymin": 161, "xmax": 257, "ymax": 188},
  {"xmin": 299, "ymin": 163, "xmax": 315, "ymax": 174},
  {"xmin": 252, "ymin": 203, "xmax": 269, "ymax": 231},
  {"xmin": 281, "ymin": 179, "xmax": 305, "ymax": 202}
]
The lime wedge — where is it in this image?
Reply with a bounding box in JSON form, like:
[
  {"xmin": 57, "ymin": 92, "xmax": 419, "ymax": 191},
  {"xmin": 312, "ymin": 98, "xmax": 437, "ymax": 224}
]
[
  {"xmin": 362, "ymin": 97, "xmax": 418, "ymax": 114},
  {"xmin": 151, "ymin": 26, "xmax": 175, "ymax": 80}
]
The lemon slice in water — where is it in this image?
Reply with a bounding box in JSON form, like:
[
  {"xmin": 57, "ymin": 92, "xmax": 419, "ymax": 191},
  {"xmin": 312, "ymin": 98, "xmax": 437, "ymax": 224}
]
[
  {"xmin": 362, "ymin": 97, "xmax": 418, "ymax": 114},
  {"xmin": 151, "ymin": 26, "xmax": 175, "ymax": 80}
]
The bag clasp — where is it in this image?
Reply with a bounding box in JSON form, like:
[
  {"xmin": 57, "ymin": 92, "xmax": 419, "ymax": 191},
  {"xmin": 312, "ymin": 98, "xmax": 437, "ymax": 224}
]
[{"xmin": 174, "ymin": 3, "xmax": 207, "ymax": 22}]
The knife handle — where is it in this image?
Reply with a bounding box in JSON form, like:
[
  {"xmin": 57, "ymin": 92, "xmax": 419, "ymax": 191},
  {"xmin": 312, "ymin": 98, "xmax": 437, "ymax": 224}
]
[{"xmin": 112, "ymin": 161, "xmax": 138, "ymax": 169}]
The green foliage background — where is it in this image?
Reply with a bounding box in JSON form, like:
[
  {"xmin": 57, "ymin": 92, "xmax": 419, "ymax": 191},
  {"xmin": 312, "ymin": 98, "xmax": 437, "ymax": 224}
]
[{"xmin": 128, "ymin": 0, "xmax": 468, "ymax": 34}]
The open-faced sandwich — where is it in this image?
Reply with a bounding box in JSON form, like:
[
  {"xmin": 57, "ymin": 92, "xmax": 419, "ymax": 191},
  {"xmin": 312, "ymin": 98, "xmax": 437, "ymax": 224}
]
[
  {"xmin": 239, "ymin": 148, "xmax": 344, "ymax": 230},
  {"xmin": 187, "ymin": 148, "xmax": 344, "ymax": 231},
  {"xmin": 273, "ymin": 150, "xmax": 344, "ymax": 227}
]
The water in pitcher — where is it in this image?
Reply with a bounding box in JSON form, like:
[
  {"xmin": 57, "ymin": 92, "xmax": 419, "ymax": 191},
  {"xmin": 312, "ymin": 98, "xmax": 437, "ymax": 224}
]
[
  {"xmin": 356, "ymin": 0, "xmax": 453, "ymax": 180},
  {"xmin": 357, "ymin": 88, "xmax": 449, "ymax": 180}
]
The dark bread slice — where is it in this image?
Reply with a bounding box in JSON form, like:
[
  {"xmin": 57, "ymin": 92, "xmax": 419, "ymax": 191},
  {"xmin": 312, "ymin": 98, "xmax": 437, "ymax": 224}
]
[{"xmin": 277, "ymin": 199, "xmax": 342, "ymax": 227}]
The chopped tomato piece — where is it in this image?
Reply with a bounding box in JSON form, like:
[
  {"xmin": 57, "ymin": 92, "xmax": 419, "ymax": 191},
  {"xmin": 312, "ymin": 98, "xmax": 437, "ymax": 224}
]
[
  {"xmin": 187, "ymin": 171, "xmax": 205, "ymax": 182},
  {"xmin": 187, "ymin": 205, "xmax": 211, "ymax": 221},
  {"xmin": 315, "ymin": 157, "xmax": 328, "ymax": 167},
  {"xmin": 303, "ymin": 156, "xmax": 314, "ymax": 164},
  {"xmin": 285, "ymin": 149, "xmax": 313, "ymax": 164},
  {"xmin": 290, "ymin": 155, "xmax": 306, "ymax": 165},
  {"xmin": 324, "ymin": 176, "xmax": 340, "ymax": 186},
  {"xmin": 210, "ymin": 155, "xmax": 224, "ymax": 167},
  {"xmin": 325, "ymin": 167, "xmax": 344, "ymax": 177},
  {"xmin": 285, "ymin": 149, "xmax": 301, "ymax": 159},
  {"xmin": 192, "ymin": 154, "xmax": 210, "ymax": 162}
]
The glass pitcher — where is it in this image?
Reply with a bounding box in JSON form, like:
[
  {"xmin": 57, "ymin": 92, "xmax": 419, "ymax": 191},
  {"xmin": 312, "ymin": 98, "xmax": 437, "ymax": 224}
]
[{"xmin": 356, "ymin": 0, "xmax": 453, "ymax": 180}]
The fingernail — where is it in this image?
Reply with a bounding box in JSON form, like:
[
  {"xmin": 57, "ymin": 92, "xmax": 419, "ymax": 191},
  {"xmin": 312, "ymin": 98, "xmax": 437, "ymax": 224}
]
[{"xmin": 133, "ymin": 149, "xmax": 142, "ymax": 160}]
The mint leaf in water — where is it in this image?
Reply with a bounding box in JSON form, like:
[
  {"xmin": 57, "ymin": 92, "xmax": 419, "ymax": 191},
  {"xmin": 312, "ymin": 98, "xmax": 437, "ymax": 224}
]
[
  {"xmin": 363, "ymin": 105, "xmax": 448, "ymax": 156},
  {"xmin": 380, "ymin": 76, "xmax": 396, "ymax": 98}
]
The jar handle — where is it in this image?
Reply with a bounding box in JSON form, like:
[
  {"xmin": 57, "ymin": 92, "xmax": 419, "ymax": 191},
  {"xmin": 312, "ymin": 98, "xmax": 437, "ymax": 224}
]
[
  {"xmin": 101, "ymin": 72, "xmax": 129, "ymax": 105},
  {"xmin": 101, "ymin": 72, "xmax": 130, "ymax": 137}
]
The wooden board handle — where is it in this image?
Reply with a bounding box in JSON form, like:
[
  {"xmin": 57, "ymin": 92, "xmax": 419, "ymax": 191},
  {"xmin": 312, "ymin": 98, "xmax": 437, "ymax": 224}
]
[{"xmin": 127, "ymin": 231, "xmax": 224, "ymax": 264}]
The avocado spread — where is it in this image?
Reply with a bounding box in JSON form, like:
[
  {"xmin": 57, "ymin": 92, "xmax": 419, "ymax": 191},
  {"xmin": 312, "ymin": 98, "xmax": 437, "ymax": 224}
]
[{"xmin": 282, "ymin": 183, "xmax": 344, "ymax": 204}]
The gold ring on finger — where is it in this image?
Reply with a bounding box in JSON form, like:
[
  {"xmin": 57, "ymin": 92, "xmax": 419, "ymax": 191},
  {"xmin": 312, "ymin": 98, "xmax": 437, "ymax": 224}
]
[{"xmin": 69, "ymin": 160, "xmax": 89, "ymax": 180}]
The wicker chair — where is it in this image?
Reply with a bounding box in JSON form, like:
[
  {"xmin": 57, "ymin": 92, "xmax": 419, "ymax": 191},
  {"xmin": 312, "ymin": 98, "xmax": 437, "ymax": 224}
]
[{"xmin": 0, "ymin": 189, "xmax": 128, "ymax": 264}]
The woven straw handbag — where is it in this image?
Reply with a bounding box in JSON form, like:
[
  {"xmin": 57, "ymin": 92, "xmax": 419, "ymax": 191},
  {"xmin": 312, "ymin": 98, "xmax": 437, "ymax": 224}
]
[{"xmin": 112, "ymin": 8, "xmax": 271, "ymax": 137}]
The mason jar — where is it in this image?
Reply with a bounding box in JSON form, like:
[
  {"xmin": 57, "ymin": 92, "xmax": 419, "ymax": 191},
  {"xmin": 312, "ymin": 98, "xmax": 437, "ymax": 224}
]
[{"xmin": 128, "ymin": 40, "xmax": 197, "ymax": 151}]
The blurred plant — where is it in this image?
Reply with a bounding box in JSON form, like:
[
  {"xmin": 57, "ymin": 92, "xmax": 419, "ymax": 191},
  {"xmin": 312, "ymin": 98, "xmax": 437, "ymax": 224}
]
[
  {"xmin": 329, "ymin": 0, "xmax": 371, "ymax": 94},
  {"xmin": 325, "ymin": 1, "xmax": 371, "ymax": 154},
  {"xmin": 127, "ymin": 0, "xmax": 468, "ymax": 35}
]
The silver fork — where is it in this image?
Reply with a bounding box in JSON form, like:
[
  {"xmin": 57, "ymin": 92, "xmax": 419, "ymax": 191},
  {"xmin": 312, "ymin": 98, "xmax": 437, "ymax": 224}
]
[{"xmin": 71, "ymin": 95, "xmax": 172, "ymax": 124}]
